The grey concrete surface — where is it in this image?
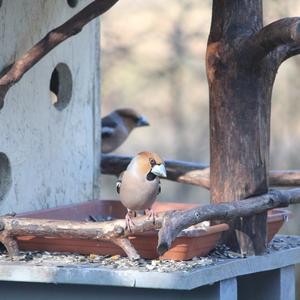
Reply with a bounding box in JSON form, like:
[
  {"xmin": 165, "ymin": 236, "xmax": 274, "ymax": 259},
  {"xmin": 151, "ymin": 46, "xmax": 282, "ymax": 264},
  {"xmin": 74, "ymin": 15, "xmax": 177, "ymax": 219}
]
[
  {"xmin": 0, "ymin": 0, "xmax": 101, "ymax": 213},
  {"xmin": 238, "ymin": 265, "xmax": 295, "ymax": 300},
  {"xmin": 0, "ymin": 237, "xmax": 299, "ymax": 299},
  {"xmin": 0, "ymin": 281, "xmax": 232, "ymax": 300},
  {"xmin": 0, "ymin": 236, "xmax": 299, "ymax": 290}
]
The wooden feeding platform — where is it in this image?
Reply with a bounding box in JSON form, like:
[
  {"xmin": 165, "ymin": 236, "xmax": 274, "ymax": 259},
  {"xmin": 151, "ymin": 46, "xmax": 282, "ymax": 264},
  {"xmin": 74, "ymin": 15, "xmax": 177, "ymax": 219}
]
[
  {"xmin": 1, "ymin": 0, "xmax": 300, "ymax": 299},
  {"xmin": 0, "ymin": 197, "xmax": 295, "ymax": 262},
  {"xmin": 12, "ymin": 200, "xmax": 290, "ymax": 260}
]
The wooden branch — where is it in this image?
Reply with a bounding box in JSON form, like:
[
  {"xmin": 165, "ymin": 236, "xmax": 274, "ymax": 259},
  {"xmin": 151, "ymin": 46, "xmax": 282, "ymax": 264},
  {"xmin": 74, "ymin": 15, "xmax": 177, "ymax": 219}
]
[
  {"xmin": 101, "ymin": 154, "xmax": 300, "ymax": 189},
  {"xmin": 157, "ymin": 188, "xmax": 300, "ymax": 255},
  {"xmin": 269, "ymin": 170, "xmax": 300, "ymax": 187},
  {"xmin": 111, "ymin": 238, "xmax": 140, "ymax": 260},
  {"xmin": 0, "ymin": 188, "xmax": 299, "ymax": 259},
  {"xmin": 244, "ymin": 17, "xmax": 300, "ymax": 61},
  {"xmin": 162, "ymin": 159, "xmax": 210, "ymax": 188},
  {"xmin": 278, "ymin": 43, "xmax": 300, "ymax": 64},
  {"xmin": 285, "ymin": 44, "xmax": 300, "ymax": 60},
  {"xmin": 101, "ymin": 154, "xmax": 132, "ymax": 176},
  {"xmin": 0, "ymin": 0, "xmax": 119, "ymax": 105},
  {"xmin": 0, "ymin": 232, "xmax": 19, "ymax": 257},
  {"xmin": 0, "ymin": 214, "xmax": 162, "ymax": 260}
]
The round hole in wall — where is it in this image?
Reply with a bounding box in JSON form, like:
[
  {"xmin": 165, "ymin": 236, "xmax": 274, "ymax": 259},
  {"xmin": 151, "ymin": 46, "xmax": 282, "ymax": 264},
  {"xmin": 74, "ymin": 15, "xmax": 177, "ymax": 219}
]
[
  {"xmin": 0, "ymin": 153, "xmax": 12, "ymax": 201},
  {"xmin": 49, "ymin": 63, "xmax": 73, "ymax": 111},
  {"xmin": 67, "ymin": 0, "xmax": 78, "ymax": 8}
]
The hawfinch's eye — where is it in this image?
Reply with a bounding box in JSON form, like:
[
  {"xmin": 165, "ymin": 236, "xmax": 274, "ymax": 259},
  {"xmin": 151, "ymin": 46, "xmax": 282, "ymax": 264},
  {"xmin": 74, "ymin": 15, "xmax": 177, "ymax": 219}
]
[{"xmin": 149, "ymin": 158, "xmax": 156, "ymax": 166}]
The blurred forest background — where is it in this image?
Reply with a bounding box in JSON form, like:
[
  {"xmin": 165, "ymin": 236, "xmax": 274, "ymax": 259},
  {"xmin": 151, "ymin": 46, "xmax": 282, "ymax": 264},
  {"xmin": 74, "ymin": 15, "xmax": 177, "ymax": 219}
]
[{"xmin": 100, "ymin": 0, "xmax": 300, "ymax": 294}]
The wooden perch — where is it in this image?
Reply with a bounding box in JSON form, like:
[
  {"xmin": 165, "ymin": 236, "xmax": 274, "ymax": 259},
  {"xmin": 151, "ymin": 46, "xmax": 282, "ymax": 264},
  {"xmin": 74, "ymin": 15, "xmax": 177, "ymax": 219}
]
[
  {"xmin": 0, "ymin": 0, "xmax": 119, "ymax": 106},
  {"xmin": 0, "ymin": 188, "xmax": 299, "ymax": 259},
  {"xmin": 101, "ymin": 154, "xmax": 300, "ymax": 189},
  {"xmin": 157, "ymin": 188, "xmax": 300, "ymax": 255},
  {"xmin": 281, "ymin": 43, "xmax": 300, "ymax": 62},
  {"xmin": 245, "ymin": 17, "xmax": 300, "ymax": 61},
  {"xmin": 0, "ymin": 214, "xmax": 163, "ymax": 260},
  {"xmin": 269, "ymin": 170, "xmax": 300, "ymax": 187}
]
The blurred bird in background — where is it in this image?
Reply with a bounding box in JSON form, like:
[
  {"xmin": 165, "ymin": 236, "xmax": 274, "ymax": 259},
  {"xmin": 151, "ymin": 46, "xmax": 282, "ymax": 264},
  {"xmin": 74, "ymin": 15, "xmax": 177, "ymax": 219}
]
[
  {"xmin": 101, "ymin": 108, "xmax": 149, "ymax": 153},
  {"xmin": 116, "ymin": 151, "xmax": 167, "ymax": 230}
]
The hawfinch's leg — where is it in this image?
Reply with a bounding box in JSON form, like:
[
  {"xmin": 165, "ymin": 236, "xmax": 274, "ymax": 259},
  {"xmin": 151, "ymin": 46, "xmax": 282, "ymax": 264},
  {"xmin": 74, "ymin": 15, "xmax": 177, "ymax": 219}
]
[
  {"xmin": 125, "ymin": 209, "xmax": 136, "ymax": 231},
  {"xmin": 145, "ymin": 208, "xmax": 156, "ymax": 224}
]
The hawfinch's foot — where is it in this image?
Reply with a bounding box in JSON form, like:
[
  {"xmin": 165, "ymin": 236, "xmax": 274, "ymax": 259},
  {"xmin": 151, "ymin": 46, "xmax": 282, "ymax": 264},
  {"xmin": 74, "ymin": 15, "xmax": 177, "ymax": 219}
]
[
  {"xmin": 125, "ymin": 210, "xmax": 136, "ymax": 232},
  {"xmin": 145, "ymin": 208, "xmax": 156, "ymax": 224}
]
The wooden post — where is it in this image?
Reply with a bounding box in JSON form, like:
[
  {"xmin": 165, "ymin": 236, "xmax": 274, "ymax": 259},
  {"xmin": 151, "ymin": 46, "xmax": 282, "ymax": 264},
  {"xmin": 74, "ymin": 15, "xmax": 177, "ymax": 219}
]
[{"xmin": 207, "ymin": 0, "xmax": 300, "ymax": 255}]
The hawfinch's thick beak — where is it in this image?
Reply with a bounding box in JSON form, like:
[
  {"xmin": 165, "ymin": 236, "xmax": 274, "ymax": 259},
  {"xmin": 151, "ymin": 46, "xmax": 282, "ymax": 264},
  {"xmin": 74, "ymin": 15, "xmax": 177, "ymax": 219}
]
[
  {"xmin": 137, "ymin": 116, "xmax": 150, "ymax": 127},
  {"xmin": 151, "ymin": 164, "xmax": 167, "ymax": 178}
]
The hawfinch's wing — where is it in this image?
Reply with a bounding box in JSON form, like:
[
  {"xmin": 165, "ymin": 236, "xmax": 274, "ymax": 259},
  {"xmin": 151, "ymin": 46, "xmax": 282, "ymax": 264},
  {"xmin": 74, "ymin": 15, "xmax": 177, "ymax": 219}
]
[
  {"xmin": 101, "ymin": 115, "xmax": 118, "ymax": 138},
  {"xmin": 158, "ymin": 178, "xmax": 161, "ymax": 195},
  {"xmin": 116, "ymin": 171, "xmax": 124, "ymax": 194},
  {"xmin": 102, "ymin": 127, "xmax": 115, "ymax": 138}
]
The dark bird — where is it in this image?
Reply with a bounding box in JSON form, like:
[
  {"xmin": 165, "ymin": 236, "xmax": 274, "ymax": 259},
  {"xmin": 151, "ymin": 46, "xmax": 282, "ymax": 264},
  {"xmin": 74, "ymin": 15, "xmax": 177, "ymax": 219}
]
[
  {"xmin": 101, "ymin": 108, "xmax": 149, "ymax": 153},
  {"xmin": 116, "ymin": 151, "xmax": 167, "ymax": 230}
]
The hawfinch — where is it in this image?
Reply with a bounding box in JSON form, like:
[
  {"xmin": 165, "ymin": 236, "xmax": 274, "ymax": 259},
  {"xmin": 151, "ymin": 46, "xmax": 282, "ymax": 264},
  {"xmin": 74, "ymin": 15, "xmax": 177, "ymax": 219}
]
[
  {"xmin": 116, "ymin": 151, "xmax": 167, "ymax": 230},
  {"xmin": 101, "ymin": 108, "xmax": 149, "ymax": 153}
]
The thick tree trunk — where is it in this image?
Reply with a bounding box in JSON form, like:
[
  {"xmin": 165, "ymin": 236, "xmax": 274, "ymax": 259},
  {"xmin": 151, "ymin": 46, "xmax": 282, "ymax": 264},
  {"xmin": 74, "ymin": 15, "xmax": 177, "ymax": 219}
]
[
  {"xmin": 207, "ymin": 0, "xmax": 275, "ymax": 255},
  {"xmin": 207, "ymin": 0, "xmax": 300, "ymax": 255}
]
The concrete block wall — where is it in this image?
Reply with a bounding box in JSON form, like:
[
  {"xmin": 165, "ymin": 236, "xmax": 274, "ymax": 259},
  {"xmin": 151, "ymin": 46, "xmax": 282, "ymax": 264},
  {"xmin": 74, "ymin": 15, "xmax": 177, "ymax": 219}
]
[{"xmin": 0, "ymin": 0, "xmax": 100, "ymax": 213}]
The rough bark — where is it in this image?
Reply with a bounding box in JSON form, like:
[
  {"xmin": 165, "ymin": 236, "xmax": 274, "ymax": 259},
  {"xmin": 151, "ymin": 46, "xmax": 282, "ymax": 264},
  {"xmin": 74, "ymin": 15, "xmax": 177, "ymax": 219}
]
[
  {"xmin": 269, "ymin": 170, "xmax": 300, "ymax": 187},
  {"xmin": 0, "ymin": 0, "xmax": 119, "ymax": 107},
  {"xmin": 101, "ymin": 154, "xmax": 300, "ymax": 189},
  {"xmin": 0, "ymin": 188, "xmax": 300, "ymax": 258},
  {"xmin": 207, "ymin": 1, "xmax": 300, "ymax": 255},
  {"xmin": 245, "ymin": 17, "xmax": 300, "ymax": 62}
]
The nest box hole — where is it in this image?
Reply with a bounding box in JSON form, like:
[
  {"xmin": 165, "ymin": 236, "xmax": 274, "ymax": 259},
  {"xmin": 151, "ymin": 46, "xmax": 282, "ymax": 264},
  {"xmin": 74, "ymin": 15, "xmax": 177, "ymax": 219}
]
[
  {"xmin": 67, "ymin": 0, "xmax": 78, "ymax": 8},
  {"xmin": 0, "ymin": 153, "xmax": 12, "ymax": 201},
  {"xmin": 50, "ymin": 63, "xmax": 73, "ymax": 111}
]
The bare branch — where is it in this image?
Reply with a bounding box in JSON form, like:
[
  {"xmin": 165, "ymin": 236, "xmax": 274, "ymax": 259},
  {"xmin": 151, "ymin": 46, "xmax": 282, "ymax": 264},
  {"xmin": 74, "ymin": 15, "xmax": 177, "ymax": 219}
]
[
  {"xmin": 0, "ymin": 214, "xmax": 164, "ymax": 260},
  {"xmin": 157, "ymin": 188, "xmax": 300, "ymax": 255},
  {"xmin": 101, "ymin": 154, "xmax": 300, "ymax": 189},
  {"xmin": 277, "ymin": 43, "xmax": 300, "ymax": 65},
  {"xmin": 0, "ymin": 232, "xmax": 19, "ymax": 256},
  {"xmin": 0, "ymin": 0, "xmax": 119, "ymax": 105},
  {"xmin": 285, "ymin": 44, "xmax": 300, "ymax": 59},
  {"xmin": 269, "ymin": 170, "xmax": 300, "ymax": 187},
  {"xmin": 111, "ymin": 238, "xmax": 140, "ymax": 260},
  {"xmin": 244, "ymin": 17, "xmax": 300, "ymax": 61}
]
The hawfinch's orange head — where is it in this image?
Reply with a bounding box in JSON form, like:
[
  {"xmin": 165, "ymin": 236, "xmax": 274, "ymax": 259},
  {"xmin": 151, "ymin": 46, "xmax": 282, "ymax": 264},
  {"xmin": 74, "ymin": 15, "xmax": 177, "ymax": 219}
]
[{"xmin": 129, "ymin": 151, "xmax": 167, "ymax": 179}]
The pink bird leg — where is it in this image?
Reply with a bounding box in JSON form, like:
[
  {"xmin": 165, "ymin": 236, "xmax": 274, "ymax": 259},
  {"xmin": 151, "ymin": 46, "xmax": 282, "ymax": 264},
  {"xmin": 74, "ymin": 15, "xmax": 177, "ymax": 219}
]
[
  {"xmin": 125, "ymin": 209, "xmax": 136, "ymax": 232},
  {"xmin": 145, "ymin": 208, "xmax": 156, "ymax": 224}
]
